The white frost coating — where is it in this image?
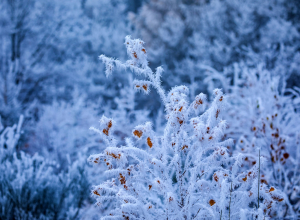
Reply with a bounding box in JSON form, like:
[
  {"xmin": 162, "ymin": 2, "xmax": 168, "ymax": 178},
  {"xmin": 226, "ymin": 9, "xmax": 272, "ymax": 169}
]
[{"xmin": 89, "ymin": 36, "xmax": 286, "ymax": 219}]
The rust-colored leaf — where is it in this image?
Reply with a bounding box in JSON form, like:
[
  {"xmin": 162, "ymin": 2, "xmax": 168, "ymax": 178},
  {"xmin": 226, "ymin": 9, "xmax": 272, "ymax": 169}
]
[
  {"xmin": 269, "ymin": 187, "xmax": 275, "ymax": 192},
  {"xmin": 133, "ymin": 130, "xmax": 143, "ymax": 138},
  {"xmin": 103, "ymin": 128, "xmax": 109, "ymax": 136},
  {"xmin": 261, "ymin": 179, "xmax": 268, "ymax": 184},
  {"xmin": 177, "ymin": 117, "xmax": 183, "ymax": 125},
  {"xmin": 182, "ymin": 145, "xmax": 188, "ymax": 150},
  {"xmin": 119, "ymin": 174, "xmax": 126, "ymax": 185},
  {"xmin": 213, "ymin": 173, "xmax": 218, "ymax": 182},
  {"xmin": 102, "ymin": 121, "xmax": 112, "ymax": 136},
  {"xmin": 93, "ymin": 190, "xmax": 100, "ymax": 196},
  {"xmin": 107, "ymin": 121, "xmax": 112, "ymax": 128},
  {"xmin": 209, "ymin": 199, "xmax": 216, "ymax": 206},
  {"xmin": 271, "ymin": 195, "xmax": 284, "ymax": 202},
  {"xmin": 283, "ymin": 153, "xmax": 289, "ymax": 159},
  {"xmin": 107, "ymin": 152, "xmax": 121, "ymax": 159},
  {"xmin": 267, "ymin": 201, "xmax": 273, "ymax": 209},
  {"xmin": 271, "ymin": 156, "xmax": 276, "ymax": 163},
  {"xmin": 142, "ymin": 84, "xmax": 148, "ymax": 91},
  {"xmin": 272, "ymin": 133, "xmax": 279, "ymax": 138},
  {"xmin": 194, "ymin": 98, "xmax": 203, "ymax": 109},
  {"xmin": 133, "ymin": 52, "xmax": 137, "ymax": 58},
  {"xmin": 147, "ymin": 137, "xmax": 153, "ymax": 148}
]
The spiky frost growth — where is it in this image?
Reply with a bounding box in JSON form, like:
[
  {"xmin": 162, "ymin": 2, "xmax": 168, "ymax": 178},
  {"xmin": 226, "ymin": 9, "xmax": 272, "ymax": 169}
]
[
  {"xmin": 90, "ymin": 36, "xmax": 285, "ymax": 219},
  {"xmin": 205, "ymin": 63, "xmax": 300, "ymax": 218},
  {"xmin": 108, "ymin": 73, "xmax": 151, "ymax": 145}
]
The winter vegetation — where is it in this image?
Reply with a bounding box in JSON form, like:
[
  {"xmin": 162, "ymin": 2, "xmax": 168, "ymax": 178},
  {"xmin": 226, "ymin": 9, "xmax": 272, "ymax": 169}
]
[{"xmin": 0, "ymin": 0, "xmax": 299, "ymax": 219}]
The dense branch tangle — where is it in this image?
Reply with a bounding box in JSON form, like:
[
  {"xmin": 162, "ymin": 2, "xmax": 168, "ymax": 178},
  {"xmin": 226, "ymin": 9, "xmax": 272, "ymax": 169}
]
[{"xmin": 89, "ymin": 36, "xmax": 286, "ymax": 220}]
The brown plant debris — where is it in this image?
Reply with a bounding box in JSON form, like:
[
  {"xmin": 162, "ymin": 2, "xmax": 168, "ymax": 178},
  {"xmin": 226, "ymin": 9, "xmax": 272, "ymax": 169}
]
[
  {"xmin": 209, "ymin": 199, "xmax": 216, "ymax": 206},
  {"xmin": 147, "ymin": 137, "xmax": 153, "ymax": 148},
  {"xmin": 133, "ymin": 130, "xmax": 143, "ymax": 138}
]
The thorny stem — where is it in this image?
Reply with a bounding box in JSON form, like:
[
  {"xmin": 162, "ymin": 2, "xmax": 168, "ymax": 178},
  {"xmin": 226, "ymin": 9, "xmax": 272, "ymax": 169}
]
[
  {"xmin": 258, "ymin": 149, "xmax": 260, "ymax": 209},
  {"xmin": 229, "ymin": 182, "xmax": 232, "ymax": 220},
  {"xmin": 220, "ymin": 209, "xmax": 222, "ymax": 220}
]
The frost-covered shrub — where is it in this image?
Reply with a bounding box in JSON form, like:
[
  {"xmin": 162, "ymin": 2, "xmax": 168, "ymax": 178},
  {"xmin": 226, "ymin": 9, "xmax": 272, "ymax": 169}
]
[
  {"xmin": 0, "ymin": 0, "xmax": 131, "ymax": 129},
  {"xmin": 205, "ymin": 63, "xmax": 300, "ymax": 218},
  {"xmin": 0, "ymin": 116, "xmax": 96, "ymax": 220},
  {"xmin": 88, "ymin": 36, "xmax": 286, "ymax": 219},
  {"xmin": 0, "ymin": 115, "xmax": 24, "ymax": 159},
  {"xmin": 26, "ymin": 98, "xmax": 100, "ymax": 169}
]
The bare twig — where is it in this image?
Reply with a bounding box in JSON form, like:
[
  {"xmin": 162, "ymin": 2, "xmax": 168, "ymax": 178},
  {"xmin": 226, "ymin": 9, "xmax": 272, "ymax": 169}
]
[{"xmin": 193, "ymin": 207, "xmax": 201, "ymax": 219}]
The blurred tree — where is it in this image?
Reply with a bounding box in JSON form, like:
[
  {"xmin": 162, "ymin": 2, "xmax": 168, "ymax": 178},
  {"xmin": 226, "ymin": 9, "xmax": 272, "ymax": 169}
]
[{"xmin": 130, "ymin": 0, "xmax": 300, "ymax": 96}]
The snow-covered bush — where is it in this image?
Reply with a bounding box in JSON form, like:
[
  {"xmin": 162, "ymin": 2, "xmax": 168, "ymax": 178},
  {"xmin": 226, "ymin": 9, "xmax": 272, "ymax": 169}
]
[
  {"xmin": 0, "ymin": 0, "xmax": 130, "ymax": 129},
  {"xmin": 0, "ymin": 116, "xmax": 97, "ymax": 220},
  {"xmin": 205, "ymin": 63, "xmax": 300, "ymax": 218},
  {"xmin": 26, "ymin": 97, "xmax": 100, "ymax": 168},
  {"xmin": 88, "ymin": 36, "xmax": 287, "ymax": 219}
]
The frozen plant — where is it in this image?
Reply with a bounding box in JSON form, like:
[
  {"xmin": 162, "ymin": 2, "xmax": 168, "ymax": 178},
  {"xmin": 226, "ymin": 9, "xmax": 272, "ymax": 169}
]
[
  {"xmin": 204, "ymin": 63, "xmax": 300, "ymax": 218},
  {"xmin": 27, "ymin": 96, "xmax": 100, "ymax": 170},
  {"xmin": 0, "ymin": 115, "xmax": 23, "ymax": 158},
  {"xmin": 88, "ymin": 36, "xmax": 285, "ymax": 219},
  {"xmin": 0, "ymin": 116, "xmax": 98, "ymax": 220}
]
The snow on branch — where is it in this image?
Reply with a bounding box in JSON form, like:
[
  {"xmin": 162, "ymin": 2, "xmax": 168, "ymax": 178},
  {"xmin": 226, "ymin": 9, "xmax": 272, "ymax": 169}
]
[{"xmin": 89, "ymin": 36, "xmax": 286, "ymax": 219}]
